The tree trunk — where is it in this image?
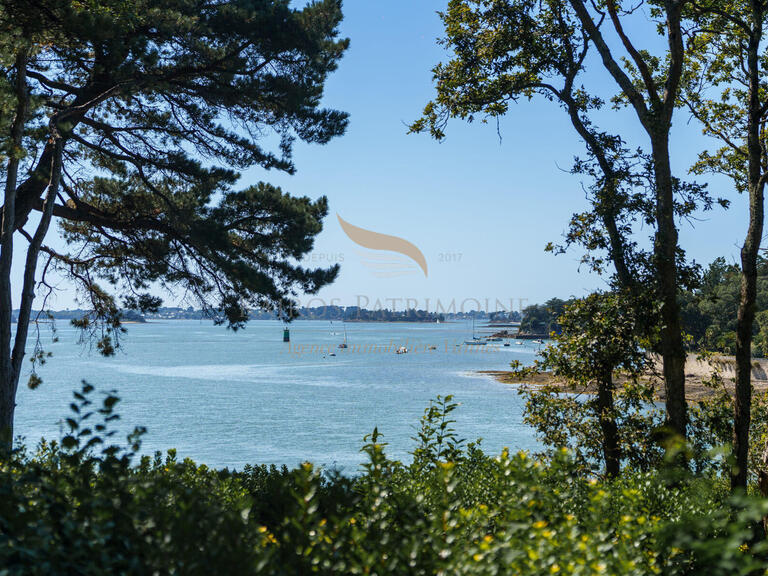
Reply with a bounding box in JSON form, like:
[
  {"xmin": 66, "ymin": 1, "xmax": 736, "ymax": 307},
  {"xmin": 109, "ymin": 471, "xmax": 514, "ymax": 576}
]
[
  {"xmin": 0, "ymin": 52, "xmax": 28, "ymax": 453},
  {"xmin": 650, "ymin": 131, "xmax": 687, "ymax": 442},
  {"xmin": 734, "ymin": 229, "xmax": 760, "ymax": 490},
  {"xmin": 733, "ymin": 17, "xmax": 764, "ymax": 492},
  {"xmin": 597, "ymin": 366, "xmax": 621, "ymax": 478},
  {"xmin": 571, "ymin": 0, "xmax": 689, "ymax": 444}
]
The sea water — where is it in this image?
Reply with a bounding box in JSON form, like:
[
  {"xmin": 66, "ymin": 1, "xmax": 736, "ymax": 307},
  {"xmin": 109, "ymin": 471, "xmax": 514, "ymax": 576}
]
[{"xmin": 15, "ymin": 320, "xmax": 541, "ymax": 473}]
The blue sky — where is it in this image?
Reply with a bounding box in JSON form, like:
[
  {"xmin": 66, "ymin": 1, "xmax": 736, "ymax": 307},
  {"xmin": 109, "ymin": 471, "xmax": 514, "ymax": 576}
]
[
  {"xmin": 254, "ymin": 0, "xmax": 747, "ymax": 313},
  {"xmin": 15, "ymin": 1, "xmax": 752, "ymax": 313}
]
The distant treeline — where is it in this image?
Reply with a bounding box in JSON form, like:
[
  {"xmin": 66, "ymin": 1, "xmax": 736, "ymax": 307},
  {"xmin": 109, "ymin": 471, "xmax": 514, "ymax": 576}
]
[
  {"xmin": 291, "ymin": 306, "xmax": 444, "ymax": 322},
  {"xmin": 681, "ymin": 256, "xmax": 768, "ymax": 357},
  {"xmin": 13, "ymin": 309, "xmax": 146, "ymax": 323},
  {"xmin": 28, "ymin": 306, "xmax": 522, "ymax": 325},
  {"xmin": 145, "ymin": 306, "xmax": 449, "ymax": 322}
]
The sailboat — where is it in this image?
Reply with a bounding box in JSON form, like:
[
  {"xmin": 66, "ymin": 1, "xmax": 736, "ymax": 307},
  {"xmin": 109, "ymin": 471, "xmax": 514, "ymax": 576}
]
[
  {"xmin": 464, "ymin": 316, "xmax": 487, "ymax": 346},
  {"xmin": 338, "ymin": 322, "xmax": 349, "ymax": 349}
]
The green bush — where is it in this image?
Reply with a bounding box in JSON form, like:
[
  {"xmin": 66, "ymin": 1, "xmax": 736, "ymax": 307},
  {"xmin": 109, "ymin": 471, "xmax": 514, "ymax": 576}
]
[
  {"xmin": 1, "ymin": 386, "xmax": 768, "ymax": 575},
  {"xmin": 522, "ymin": 367, "xmax": 768, "ymax": 485}
]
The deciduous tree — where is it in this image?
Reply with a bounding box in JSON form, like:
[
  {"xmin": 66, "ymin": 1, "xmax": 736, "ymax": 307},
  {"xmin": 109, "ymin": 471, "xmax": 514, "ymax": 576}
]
[
  {"xmin": 536, "ymin": 291, "xmax": 649, "ymax": 477},
  {"xmin": 412, "ymin": 0, "xmax": 702, "ymax": 451},
  {"xmin": 683, "ymin": 0, "xmax": 768, "ymax": 491}
]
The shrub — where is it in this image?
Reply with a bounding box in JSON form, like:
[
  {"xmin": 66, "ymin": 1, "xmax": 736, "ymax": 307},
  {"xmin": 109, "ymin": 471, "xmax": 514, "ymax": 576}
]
[{"xmin": 1, "ymin": 387, "xmax": 767, "ymax": 574}]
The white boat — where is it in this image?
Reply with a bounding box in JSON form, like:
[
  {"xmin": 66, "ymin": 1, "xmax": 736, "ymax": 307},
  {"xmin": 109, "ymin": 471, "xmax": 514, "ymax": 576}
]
[{"xmin": 396, "ymin": 346, "xmax": 408, "ymax": 354}]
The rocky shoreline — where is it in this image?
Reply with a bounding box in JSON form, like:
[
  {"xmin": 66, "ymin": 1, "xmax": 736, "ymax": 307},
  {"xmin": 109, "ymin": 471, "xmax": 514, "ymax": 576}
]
[{"xmin": 490, "ymin": 330, "xmax": 548, "ymax": 340}]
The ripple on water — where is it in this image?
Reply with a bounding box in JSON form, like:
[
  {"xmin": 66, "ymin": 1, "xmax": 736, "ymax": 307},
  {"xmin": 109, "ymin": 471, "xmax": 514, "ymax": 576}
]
[{"xmin": 17, "ymin": 320, "xmax": 540, "ymax": 469}]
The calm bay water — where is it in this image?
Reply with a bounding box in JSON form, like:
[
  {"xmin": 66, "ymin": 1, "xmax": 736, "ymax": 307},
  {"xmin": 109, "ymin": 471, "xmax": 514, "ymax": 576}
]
[{"xmin": 15, "ymin": 320, "xmax": 540, "ymax": 473}]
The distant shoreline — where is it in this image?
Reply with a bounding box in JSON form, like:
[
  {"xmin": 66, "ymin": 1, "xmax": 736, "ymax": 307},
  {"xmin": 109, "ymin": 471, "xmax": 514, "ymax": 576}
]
[{"xmin": 481, "ymin": 354, "xmax": 768, "ymax": 402}]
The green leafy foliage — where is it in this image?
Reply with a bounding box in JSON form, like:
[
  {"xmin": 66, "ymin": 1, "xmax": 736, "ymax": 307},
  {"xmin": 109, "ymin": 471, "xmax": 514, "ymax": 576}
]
[
  {"xmin": 2, "ymin": 387, "xmax": 768, "ymax": 574},
  {"xmin": 522, "ymin": 378, "xmax": 665, "ymax": 472},
  {"xmin": 535, "ymin": 292, "xmax": 650, "ymax": 381},
  {"xmin": 518, "ymin": 292, "xmax": 663, "ymax": 475}
]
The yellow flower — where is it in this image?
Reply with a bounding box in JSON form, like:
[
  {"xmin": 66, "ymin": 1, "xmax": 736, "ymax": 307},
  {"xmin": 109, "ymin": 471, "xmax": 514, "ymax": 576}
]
[
  {"xmin": 258, "ymin": 526, "xmax": 268, "ymax": 533},
  {"xmin": 550, "ymin": 564, "xmax": 560, "ymax": 574},
  {"xmin": 533, "ymin": 520, "xmax": 548, "ymax": 529}
]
